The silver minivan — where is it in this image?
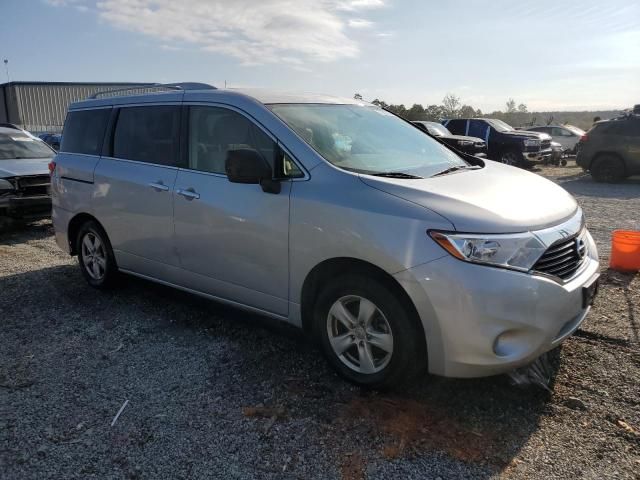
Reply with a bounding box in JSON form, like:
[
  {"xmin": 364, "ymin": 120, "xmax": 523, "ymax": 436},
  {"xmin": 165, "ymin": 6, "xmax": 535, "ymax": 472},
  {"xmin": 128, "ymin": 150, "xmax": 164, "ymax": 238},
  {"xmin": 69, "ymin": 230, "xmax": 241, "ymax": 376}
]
[{"xmin": 51, "ymin": 83, "xmax": 600, "ymax": 388}]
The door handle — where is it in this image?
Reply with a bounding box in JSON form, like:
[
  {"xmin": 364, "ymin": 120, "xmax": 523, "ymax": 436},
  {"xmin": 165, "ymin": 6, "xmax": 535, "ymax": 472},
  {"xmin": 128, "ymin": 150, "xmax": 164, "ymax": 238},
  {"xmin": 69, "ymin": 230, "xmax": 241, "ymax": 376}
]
[
  {"xmin": 176, "ymin": 188, "xmax": 200, "ymax": 200},
  {"xmin": 148, "ymin": 181, "xmax": 169, "ymax": 192}
]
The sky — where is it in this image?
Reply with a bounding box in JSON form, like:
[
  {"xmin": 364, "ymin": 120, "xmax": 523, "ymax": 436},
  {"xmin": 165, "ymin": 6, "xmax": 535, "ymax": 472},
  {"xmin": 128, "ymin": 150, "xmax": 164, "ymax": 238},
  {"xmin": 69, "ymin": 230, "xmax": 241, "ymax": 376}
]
[{"xmin": 1, "ymin": 0, "xmax": 638, "ymax": 112}]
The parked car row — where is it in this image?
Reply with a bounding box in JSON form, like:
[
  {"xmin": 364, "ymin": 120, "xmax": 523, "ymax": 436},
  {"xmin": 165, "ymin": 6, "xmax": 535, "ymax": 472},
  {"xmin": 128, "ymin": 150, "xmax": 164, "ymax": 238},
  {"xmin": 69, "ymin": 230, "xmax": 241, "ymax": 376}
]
[
  {"xmin": 440, "ymin": 117, "xmax": 553, "ymax": 167},
  {"xmin": 38, "ymin": 133, "xmax": 63, "ymax": 151},
  {"xmin": 412, "ymin": 121, "xmax": 487, "ymax": 157}
]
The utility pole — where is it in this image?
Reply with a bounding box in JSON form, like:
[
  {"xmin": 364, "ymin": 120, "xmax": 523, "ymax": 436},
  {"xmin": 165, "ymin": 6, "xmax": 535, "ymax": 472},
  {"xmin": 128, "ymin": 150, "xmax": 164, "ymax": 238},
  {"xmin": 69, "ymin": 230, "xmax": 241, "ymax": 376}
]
[{"xmin": 3, "ymin": 59, "xmax": 10, "ymax": 83}]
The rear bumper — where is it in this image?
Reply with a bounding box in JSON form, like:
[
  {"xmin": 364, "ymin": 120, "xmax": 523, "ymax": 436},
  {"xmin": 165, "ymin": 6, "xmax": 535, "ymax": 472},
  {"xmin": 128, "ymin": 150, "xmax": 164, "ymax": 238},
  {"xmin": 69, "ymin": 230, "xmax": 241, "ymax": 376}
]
[
  {"xmin": 0, "ymin": 195, "xmax": 51, "ymax": 219},
  {"xmin": 52, "ymin": 205, "xmax": 73, "ymax": 253}
]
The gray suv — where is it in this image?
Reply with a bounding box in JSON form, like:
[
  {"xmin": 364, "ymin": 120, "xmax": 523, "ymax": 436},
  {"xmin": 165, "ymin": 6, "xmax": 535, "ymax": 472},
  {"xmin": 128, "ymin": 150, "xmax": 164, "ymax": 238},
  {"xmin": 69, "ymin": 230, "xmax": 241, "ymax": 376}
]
[{"xmin": 52, "ymin": 83, "xmax": 600, "ymax": 388}]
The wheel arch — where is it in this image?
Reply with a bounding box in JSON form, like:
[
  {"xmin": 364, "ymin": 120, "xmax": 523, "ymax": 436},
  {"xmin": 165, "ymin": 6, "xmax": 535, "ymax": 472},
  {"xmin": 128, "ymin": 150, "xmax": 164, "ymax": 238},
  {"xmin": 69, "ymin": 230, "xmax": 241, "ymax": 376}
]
[
  {"xmin": 592, "ymin": 151, "xmax": 627, "ymax": 171},
  {"xmin": 299, "ymin": 257, "xmax": 427, "ymax": 359},
  {"xmin": 67, "ymin": 213, "xmax": 108, "ymax": 255}
]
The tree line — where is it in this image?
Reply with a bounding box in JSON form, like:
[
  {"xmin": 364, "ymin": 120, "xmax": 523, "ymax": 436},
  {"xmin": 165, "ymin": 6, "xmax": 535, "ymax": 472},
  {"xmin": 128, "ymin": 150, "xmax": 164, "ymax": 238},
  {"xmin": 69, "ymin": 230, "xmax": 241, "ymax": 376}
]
[{"xmin": 353, "ymin": 93, "xmax": 621, "ymax": 131}]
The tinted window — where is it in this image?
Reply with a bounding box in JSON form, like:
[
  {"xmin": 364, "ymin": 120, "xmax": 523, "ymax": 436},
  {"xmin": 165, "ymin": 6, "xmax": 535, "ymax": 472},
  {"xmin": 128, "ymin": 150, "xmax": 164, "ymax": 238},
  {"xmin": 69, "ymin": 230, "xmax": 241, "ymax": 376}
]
[
  {"xmin": 61, "ymin": 108, "xmax": 111, "ymax": 155},
  {"xmin": 603, "ymin": 120, "xmax": 639, "ymax": 136},
  {"xmin": 468, "ymin": 119, "xmax": 488, "ymax": 138},
  {"xmin": 188, "ymin": 106, "xmax": 302, "ymax": 177},
  {"xmin": 113, "ymin": 106, "xmax": 180, "ymax": 166},
  {"xmin": 444, "ymin": 119, "xmax": 466, "ymax": 134}
]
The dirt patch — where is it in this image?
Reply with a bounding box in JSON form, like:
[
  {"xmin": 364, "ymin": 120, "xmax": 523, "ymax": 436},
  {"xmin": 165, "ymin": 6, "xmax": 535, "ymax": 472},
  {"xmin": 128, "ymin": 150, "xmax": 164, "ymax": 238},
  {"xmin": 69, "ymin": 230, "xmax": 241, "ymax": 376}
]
[
  {"xmin": 340, "ymin": 452, "xmax": 365, "ymax": 480},
  {"xmin": 339, "ymin": 395, "xmax": 502, "ymax": 468}
]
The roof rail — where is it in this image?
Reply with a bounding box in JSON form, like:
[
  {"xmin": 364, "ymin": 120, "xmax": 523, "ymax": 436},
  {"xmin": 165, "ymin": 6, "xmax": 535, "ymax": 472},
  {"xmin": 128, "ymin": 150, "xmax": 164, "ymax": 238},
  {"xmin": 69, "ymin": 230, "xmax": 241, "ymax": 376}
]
[{"xmin": 89, "ymin": 82, "xmax": 216, "ymax": 99}]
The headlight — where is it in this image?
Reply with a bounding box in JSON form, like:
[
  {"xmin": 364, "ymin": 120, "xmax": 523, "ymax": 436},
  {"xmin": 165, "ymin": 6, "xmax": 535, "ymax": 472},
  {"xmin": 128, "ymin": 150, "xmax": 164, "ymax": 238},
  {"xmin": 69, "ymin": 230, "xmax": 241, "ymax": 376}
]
[
  {"xmin": 457, "ymin": 140, "xmax": 473, "ymax": 146},
  {"xmin": 523, "ymin": 138, "xmax": 540, "ymax": 147},
  {"xmin": 0, "ymin": 178, "xmax": 15, "ymax": 192},
  {"xmin": 429, "ymin": 230, "xmax": 547, "ymax": 271}
]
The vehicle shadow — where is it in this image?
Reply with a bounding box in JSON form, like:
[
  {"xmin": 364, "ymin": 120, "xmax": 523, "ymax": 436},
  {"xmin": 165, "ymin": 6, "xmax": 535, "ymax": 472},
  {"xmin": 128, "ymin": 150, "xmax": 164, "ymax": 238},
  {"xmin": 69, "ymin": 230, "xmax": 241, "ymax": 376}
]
[
  {"xmin": 0, "ymin": 264, "xmax": 557, "ymax": 478},
  {"xmin": 0, "ymin": 218, "xmax": 53, "ymax": 244},
  {"xmin": 598, "ymin": 268, "xmax": 639, "ymax": 344}
]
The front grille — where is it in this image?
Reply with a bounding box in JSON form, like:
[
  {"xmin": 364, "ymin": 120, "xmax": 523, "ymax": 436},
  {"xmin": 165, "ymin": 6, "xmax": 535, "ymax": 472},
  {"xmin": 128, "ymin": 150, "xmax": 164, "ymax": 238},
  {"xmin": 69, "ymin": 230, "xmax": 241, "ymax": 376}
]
[
  {"xmin": 16, "ymin": 175, "xmax": 50, "ymax": 196},
  {"xmin": 533, "ymin": 234, "xmax": 587, "ymax": 280}
]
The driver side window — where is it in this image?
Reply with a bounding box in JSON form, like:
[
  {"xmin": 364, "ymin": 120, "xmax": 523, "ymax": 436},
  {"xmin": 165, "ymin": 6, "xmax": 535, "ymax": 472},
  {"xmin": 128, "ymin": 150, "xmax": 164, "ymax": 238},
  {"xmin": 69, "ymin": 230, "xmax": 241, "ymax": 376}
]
[{"xmin": 187, "ymin": 106, "xmax": 303, "ymax": 178}]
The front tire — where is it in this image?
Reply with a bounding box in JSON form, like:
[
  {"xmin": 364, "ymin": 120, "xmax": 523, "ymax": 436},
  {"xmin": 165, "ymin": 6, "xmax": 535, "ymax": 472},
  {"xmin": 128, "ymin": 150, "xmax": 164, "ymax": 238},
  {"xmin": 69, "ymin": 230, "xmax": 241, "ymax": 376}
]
[
  {"xmin": 500, "ymin": 150, "xmax": 521, "ymax": 167},
  {"xmin": 76, "ymin": 221, "xmax": 118, "ymax": 289},
  {"xmin": 313, "ymin": 274, "xmax": 425, "ymax": 389},
  {"xmin": 591, "ymin": 155, "xmax": 625, "ymax": 183}
]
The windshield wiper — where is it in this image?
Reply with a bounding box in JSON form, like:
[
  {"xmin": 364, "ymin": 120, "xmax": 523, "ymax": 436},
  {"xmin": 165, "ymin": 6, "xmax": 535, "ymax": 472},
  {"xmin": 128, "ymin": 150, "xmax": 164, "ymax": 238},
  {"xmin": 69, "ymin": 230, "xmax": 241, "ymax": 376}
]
[
  {"xmin": 431, "ymin": 165, "xmax": 478, "ymax": 177},
  {"xmin": 371, "ymin": 172, "xmax": 423, "ymax": 179}
]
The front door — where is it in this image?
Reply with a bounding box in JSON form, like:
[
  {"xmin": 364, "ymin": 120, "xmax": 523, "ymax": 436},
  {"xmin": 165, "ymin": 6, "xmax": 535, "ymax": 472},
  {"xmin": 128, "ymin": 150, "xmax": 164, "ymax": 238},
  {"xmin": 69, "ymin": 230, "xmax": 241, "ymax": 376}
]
[{"xmin": 172, "ymin": 106, "xmax": 292, "ymax": 316}]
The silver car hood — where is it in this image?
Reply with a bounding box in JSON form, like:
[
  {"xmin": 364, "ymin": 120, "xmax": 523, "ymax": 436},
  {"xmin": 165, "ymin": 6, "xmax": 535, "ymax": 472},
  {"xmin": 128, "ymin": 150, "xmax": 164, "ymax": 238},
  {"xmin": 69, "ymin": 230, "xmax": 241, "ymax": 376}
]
[
  {"xmin": 359, "ymin": 161, "xmax": 578, "ymax": 233},
  {"xmin": 0, "ymin": 158, "xmax": 51, "ymax": 177}
]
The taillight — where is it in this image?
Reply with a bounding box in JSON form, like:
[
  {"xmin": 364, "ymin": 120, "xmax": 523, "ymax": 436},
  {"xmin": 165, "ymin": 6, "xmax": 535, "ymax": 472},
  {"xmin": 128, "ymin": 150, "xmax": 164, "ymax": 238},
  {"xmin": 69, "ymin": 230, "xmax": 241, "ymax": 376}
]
[
  {"xmin": 48, "ymin": 161, "xmax": 56, "ymax": 175},
  {"xmin": 580, "ymin": 134, "xmax": 588, "ymax": 142}
]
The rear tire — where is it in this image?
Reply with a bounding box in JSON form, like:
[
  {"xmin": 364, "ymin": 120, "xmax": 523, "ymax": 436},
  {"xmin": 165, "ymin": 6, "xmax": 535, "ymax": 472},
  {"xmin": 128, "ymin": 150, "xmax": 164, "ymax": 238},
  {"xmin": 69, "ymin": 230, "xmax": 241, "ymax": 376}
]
[
  {"xmin": 591, "ymin": 155, "xmax": 625, "ymax": 183},
  {"xmin": 76, "ymin": 220, "xmax": 118, "ymax": 289},
  {"xmin": 313, "ymin": 273, "xmax": 426, "ymax": 389}
]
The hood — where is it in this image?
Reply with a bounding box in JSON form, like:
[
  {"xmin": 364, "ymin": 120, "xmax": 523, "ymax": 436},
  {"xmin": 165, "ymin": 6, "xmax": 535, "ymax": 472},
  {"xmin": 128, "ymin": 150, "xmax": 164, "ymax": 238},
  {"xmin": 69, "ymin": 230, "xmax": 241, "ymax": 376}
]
[
  {"xmin": 503, "ymin": 130, "xmax": 551, "ymax": 140},
  {"xmin": 359, "ymin": 161, "xmax": 577, "ymax": 233},
  {"xmin": 0, "ymin": 158, "xmax": 51, "ymax": 177},
  {"xmin": 441, "ymin": 134, "xmax": 485, "ymax": 143}
]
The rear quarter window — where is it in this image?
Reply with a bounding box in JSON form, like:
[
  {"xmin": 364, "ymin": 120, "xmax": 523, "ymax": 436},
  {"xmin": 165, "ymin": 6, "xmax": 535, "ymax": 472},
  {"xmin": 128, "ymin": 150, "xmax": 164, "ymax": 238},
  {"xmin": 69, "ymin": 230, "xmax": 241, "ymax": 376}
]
[{"xmin": 60, "ymin": 108, "xmax": 111, "ymax": 155}]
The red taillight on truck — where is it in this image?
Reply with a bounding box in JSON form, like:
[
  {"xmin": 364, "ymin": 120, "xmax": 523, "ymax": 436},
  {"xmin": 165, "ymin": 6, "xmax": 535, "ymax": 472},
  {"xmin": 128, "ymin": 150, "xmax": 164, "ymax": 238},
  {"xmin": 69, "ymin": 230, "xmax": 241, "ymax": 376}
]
[
  {"xmin": 48, "ymin": 161, "xmax": 56, "ymax": 175},
  {"xmin": 579, "ymin": 134, "xmax": 588, "ymax": 142}
]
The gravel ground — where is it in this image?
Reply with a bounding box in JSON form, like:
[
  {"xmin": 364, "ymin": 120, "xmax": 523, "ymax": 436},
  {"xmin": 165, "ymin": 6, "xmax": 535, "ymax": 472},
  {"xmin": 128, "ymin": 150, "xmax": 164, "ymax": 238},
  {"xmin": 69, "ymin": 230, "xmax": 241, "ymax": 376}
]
[{"xmin": 1, "ymin": 164, "xmax": 639, "ymax": 479}]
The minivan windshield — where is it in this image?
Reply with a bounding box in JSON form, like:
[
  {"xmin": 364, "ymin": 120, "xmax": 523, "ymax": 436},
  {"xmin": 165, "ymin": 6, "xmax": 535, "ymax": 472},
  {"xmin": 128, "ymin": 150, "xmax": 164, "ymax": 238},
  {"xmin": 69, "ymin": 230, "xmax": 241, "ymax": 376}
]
[
  {"xmin": 485, "ymin": 119, "xmax": 515, "ymax": 132},
  {"xmin": 270, "ymin": 104, "xmax": 468, "ymax": 177},
  {"xmin": 0, "ymin": 132, "xmax": 55, "ymax": 160}
]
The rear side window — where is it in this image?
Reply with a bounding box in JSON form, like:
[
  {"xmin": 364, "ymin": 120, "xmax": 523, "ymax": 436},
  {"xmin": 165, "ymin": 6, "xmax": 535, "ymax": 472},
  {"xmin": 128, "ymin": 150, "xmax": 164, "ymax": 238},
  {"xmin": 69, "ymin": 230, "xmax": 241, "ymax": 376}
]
[
  {"xmin": 61, "ymin": 108, "xmax": 111, "ymax": 155},
  {"xmin": 113, "ymin": 106, "xmax": 181, "ymax": 166}
]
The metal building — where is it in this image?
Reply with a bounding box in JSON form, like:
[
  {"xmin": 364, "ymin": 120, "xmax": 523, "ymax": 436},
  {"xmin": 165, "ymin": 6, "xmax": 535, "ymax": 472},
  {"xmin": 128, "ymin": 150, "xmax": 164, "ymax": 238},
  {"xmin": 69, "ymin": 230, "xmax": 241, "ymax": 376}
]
[{"xmin": 0, "ymin": 81, "xmax": 152, "ymax": 134}]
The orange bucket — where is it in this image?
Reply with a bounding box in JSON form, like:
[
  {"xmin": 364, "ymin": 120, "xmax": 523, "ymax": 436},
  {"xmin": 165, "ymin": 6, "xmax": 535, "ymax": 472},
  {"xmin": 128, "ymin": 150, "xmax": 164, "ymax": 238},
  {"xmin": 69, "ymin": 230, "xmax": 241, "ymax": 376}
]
[{"xmin": 610, "ymin": 230, "xmax": 640, "ymax": 272}]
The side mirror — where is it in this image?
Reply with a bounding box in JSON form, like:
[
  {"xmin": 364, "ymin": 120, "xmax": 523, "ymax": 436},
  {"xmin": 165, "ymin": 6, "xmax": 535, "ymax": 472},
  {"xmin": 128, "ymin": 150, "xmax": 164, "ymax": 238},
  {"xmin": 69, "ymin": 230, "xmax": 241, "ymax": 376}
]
[{"xmin": 225, "ymin": 148, "xmax": 280, "ymax": 194}]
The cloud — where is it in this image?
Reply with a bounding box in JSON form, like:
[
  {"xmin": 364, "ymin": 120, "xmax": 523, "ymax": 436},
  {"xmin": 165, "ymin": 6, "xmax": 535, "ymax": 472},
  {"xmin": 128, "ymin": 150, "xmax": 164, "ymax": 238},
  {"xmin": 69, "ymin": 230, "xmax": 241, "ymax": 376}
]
[
  {"xmin": 348, "ymin": 18, "xmax": 374, "ymax": 29},
  {"xmin": 60, "ymin": 0, "xmax": 387, "ymax": 65},
  {"xmin": 336, "ymin": 0, "xmax": 385, "ymax": 11}
]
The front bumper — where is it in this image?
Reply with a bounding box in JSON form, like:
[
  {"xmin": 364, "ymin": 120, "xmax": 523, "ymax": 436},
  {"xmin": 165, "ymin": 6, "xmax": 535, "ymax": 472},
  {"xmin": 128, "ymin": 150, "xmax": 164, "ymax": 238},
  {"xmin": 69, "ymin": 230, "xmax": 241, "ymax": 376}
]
[
  {"xmin": 0, "ymin": 195, "xmax": 51, "ymax": 219},
  {"xmin": 394, "ymin": 231, "xmax": 599, "ymax": 378},
  {"xmin": 523, "ymin": 148, "xmax": 553, "ymax": 163}
]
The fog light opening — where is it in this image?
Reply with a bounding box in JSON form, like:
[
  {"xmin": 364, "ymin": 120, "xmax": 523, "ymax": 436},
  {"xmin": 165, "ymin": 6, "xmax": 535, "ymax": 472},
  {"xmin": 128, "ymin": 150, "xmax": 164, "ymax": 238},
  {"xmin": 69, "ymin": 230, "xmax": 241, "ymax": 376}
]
[{"xmin": 493, "ymin": 330, "xmax": 522, "ymax": 357}]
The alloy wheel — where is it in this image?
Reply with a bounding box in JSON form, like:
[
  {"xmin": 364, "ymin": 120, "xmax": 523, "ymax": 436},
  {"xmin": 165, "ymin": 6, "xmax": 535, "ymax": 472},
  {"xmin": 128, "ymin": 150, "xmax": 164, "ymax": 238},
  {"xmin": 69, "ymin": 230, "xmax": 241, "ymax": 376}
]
[
  {"xmin": 326, "ymin": 295, "xmax": 394, "ymax": 374},
  {"xmin": 81, "ymin": 232, "xmax": 107, "ymax": 280}
]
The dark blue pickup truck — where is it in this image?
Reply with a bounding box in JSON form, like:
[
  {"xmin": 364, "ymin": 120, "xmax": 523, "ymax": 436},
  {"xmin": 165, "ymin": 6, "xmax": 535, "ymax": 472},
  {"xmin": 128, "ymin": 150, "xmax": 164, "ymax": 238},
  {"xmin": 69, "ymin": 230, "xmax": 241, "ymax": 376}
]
[{"xmin": 442, "ymin": 118, "xmax": 552, "ymax": 167}]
